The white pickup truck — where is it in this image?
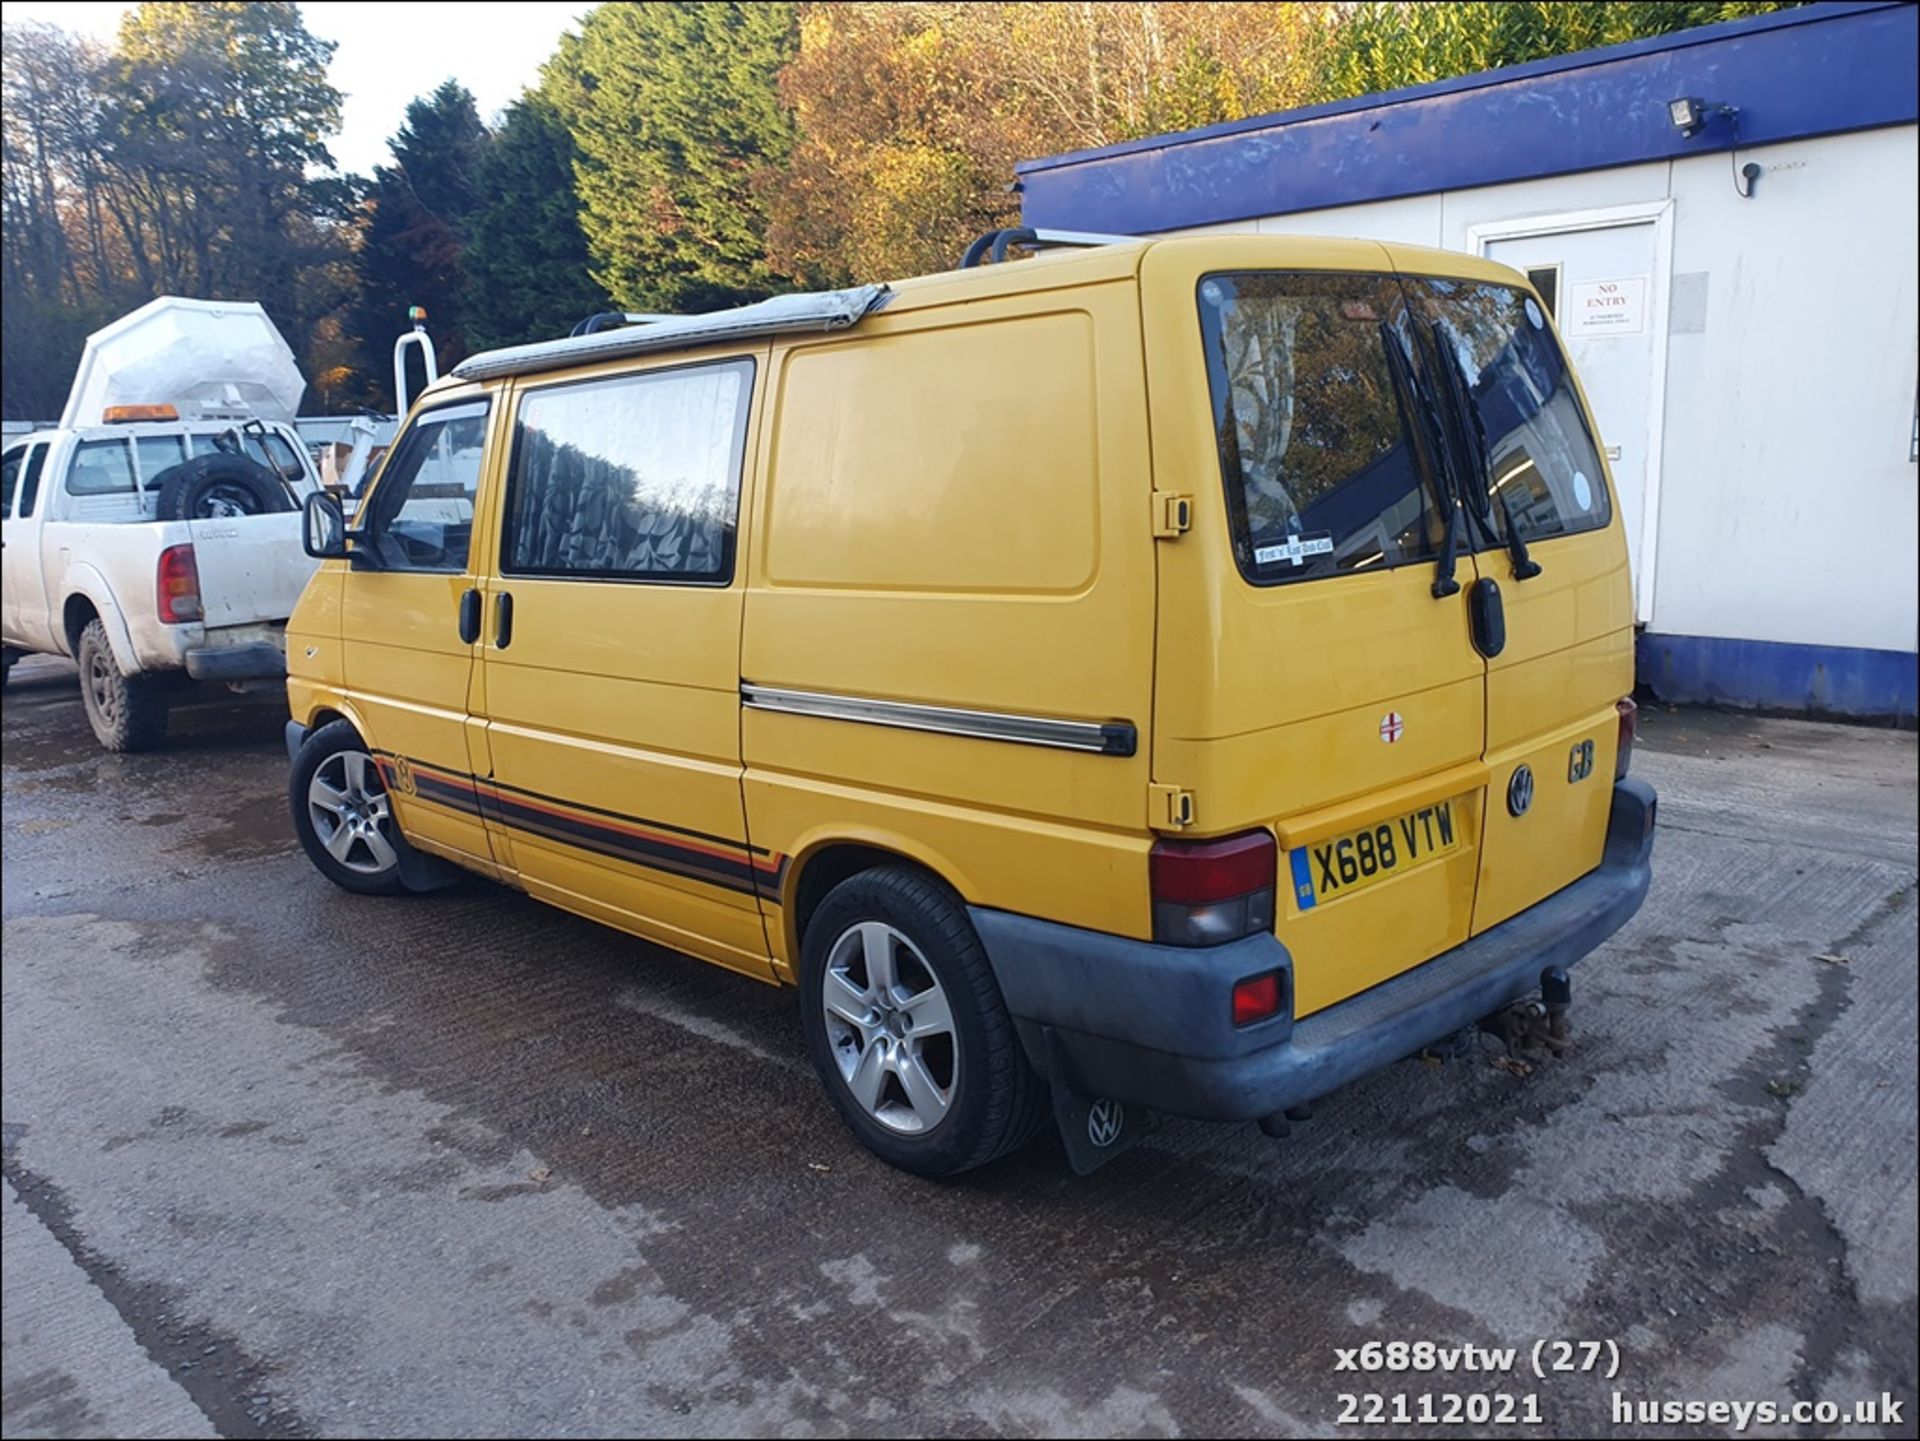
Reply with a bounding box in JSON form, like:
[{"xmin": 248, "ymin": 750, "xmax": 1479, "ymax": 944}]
[
  {"xmin": 1, "ymin": 416, "xmax": 322, "ymax": 748},
  {"xmin": 0, "ymin": 297, "xmax": 332, "ymax": 750}
]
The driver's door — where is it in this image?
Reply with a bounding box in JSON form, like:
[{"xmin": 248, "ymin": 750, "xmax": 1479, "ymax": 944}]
[{"xmin": 340, "ymin": 395, "xmax": 512, "ymax": 878}]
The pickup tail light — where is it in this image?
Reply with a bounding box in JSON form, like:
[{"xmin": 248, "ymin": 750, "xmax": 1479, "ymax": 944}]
[
  {"xmin": 1149, "ymin": 828, "xmax": 1277, "ymax": 946},
  {"xmin": 156, "ymin": 543, "xmax": 202, "ymax": 623},
  {"xmin": 1616, "ymin": 696, "xmax": 1638, "ymax": 780}
]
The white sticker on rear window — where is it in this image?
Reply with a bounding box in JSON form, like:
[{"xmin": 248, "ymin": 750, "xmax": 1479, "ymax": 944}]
[
  {"xmin": 1254, "ymin": 533, "xmax": 1335, "ymax": 567},
  {"xmin": 1572, "ymin": 470, "xmax": 1593, "ymax": 510},
  {"xmin": 1525, "ymin": 297, "xmax": 1545, "ymax": 329}
]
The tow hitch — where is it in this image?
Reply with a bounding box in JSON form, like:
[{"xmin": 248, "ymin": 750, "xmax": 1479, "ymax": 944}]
[{"xmin": 1480, "ymin": 965, "xmax": 1574, "ymax": 1070}]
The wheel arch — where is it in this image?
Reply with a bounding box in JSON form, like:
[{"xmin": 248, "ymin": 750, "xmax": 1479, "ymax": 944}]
[
  {"xmin": 292, "ymin": 693, "xmax": 371, "ymax": 743},
  {"xmin": 59, "ymin": 571, "xmax": 138, "ymax": 674},
  {"xmin": 778, "ymin": 831, "xmax": 975, "ymax": 971}
]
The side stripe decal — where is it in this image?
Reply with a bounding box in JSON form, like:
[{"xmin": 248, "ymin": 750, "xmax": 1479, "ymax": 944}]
[{"xmin": 377, "ymin": 754, "xmax": 788, "ymax": 901}]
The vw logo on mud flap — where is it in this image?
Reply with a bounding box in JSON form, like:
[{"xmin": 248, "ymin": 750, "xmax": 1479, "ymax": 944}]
[
  {"xmin": 1507, "ymin": 763, "xmax": 1535, "ymax": 817},
  {"xmin": 1086, "ymin": 1098, "xmax": 1126, "ymax": 1148}
]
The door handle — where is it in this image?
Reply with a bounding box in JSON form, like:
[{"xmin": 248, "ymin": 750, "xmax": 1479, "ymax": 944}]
[
  {"xmin": 1467, "ymin": 576, "xmax": 1507, "ymax": 659},
  {"xmin": 494, "ymin": 590, "xmax": 513, "ymax": 649},
  {"xmin": 457, "ymin": 587, "xmax": 481, "ymax": 644}
]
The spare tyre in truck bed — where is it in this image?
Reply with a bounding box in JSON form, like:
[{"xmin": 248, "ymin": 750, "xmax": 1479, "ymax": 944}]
[{"xmin": 150, "ymin": 454, "xmax": 293, "ymax": 520}]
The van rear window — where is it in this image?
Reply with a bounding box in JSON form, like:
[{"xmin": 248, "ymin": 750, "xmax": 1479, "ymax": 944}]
[
  {"xmin": 1401, "ymin": 277, "xmax": 1612, "ymax": 543},
  {"xmin": 1198, "ymin": 273, "xmax": 1445, "ymax": 585}
]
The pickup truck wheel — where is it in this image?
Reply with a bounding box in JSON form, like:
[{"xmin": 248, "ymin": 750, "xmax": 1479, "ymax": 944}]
[
  {"xmin": 76, "ymin": 620, "xmax": 168, "ymax": 751},
  {"xmin": 150, "ymin": 455, "xmax": 292, "ymax": 521},
  {"xmin": 289, "ymin": 720, "xmax": 411, "ymax": 896},
  {"xmin": 799, "ymin": 866, "xmax": 1046, "ymax": 1178}
]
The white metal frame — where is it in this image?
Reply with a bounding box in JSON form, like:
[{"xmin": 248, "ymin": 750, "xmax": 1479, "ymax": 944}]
[{"xmin": 1467, "ymin": 200, "xmax": 1674, "ymax": 625}]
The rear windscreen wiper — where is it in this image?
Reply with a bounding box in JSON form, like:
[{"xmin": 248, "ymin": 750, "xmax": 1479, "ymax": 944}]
[
  {"xmin": 1379, "ymin": 321, "xmax": 1464, "ymax": 599},
  {"xmin": 1429, "ymin": 321, "xmax": 1541, "ymax": 581}
]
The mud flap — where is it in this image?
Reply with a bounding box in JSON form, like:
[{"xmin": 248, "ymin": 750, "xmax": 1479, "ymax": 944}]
[{"xmin": 1039, "ymin": 1026, "xmax": 1150, "ymax": 1175}]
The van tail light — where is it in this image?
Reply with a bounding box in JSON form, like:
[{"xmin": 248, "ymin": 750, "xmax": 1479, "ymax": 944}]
[
  {"xmin": 1149, "ymin": 828, "xmax": 1277, "ymax": 946},
  {"xmin": 156, "ymin": 543, "xmax": 202, "ymax": 623},
  {"xmin": 1616, "ymin": 696, "xmax": 1638, "ymax": 780}
]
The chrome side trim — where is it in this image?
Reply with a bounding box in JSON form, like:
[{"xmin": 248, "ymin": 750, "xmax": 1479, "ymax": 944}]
[{"xmin": 740, "ymin": 685, "xmax": 1136, "ymax": 757}]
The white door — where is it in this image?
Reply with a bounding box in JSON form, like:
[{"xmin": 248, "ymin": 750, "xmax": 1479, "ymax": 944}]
[
  {"xmin": 2, "ymin": 441, "xmax": 52, "ymax": 649},
  {"xmin": 1484, "ymin": 221, "xmax": 1663, "ymax": 620}
]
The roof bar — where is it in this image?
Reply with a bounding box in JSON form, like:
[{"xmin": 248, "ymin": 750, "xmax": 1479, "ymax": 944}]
[
  {"xmin": 454, "ymin": 285, "xmax": 892, "ymax": 383},
  {"xmin": 957, "ymin": 227, "xmax": 1139, "ymax": 268}
]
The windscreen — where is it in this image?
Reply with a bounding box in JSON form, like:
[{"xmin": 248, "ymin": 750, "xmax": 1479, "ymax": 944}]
[{"xmin": 1198, "ymin": 273, "xmax": 1445, "ymax": 585}]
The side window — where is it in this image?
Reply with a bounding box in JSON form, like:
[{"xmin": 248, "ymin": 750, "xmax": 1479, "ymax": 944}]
[
  {"xmin": 256, "ymin": 433, "xmax": 302, "ymax": 476},
  {"xmin": 1, "ymin": 447, "xmax": 21, "ymax": 519},
  {"xmin": 134, "ymin": 436, "xmax": 187, "ymax": 487},
  {"xmin": 359, "ymin": 400, "xmax": 489, "ymax": 572},
  {"xmin": 503, "ymin": 358, "xmax": 753, "ymax": 583},
  {"xmin": 18, "ymin": 445, "xmax": 47, "ymax": 518},
  {"xmin": 67, "ymin": 439, "xmax": 136, "ymax": 496}
]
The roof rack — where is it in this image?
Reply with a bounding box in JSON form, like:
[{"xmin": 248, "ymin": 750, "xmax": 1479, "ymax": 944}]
[
  {"xmin": 453, "ymin": 285, "xmax": 893, "ymax": 383},
  {"xmin": 957, "ymin": 227, "xmax": 1138, "ymax": 268}
]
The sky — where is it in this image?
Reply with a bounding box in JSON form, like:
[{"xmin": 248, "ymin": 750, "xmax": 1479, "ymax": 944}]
[{"xmin": 4, "ymin": 0, "xmax": 594, "ymax": 176}]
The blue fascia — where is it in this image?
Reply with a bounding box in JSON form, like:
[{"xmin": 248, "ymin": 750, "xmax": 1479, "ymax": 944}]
[
  {"xmin": 1636, "ymin": 633, "xmax": 1919, "ymax": 723},
  {"xmin": 1017, "ymin": 1, "xmax": 1919, "ymax": 234}
]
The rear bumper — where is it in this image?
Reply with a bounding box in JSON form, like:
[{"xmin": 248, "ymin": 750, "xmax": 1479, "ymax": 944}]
[
  {"xmin": 184, "ymin": 642, "xmax": 285, "ymax": 682},
  {"xmin": 971, "ymin": 777, "xmax": 1656, "ymax": 1123}
]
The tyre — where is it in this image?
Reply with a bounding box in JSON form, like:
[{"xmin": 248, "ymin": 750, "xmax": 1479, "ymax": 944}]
[
  {"xmin": 799, "ymin": 865, "xmax": 1047, "ymax": 1177},
  {"xmin": 289, "ymin": 720, "xmax": 421, "ymax": 896},
  {"xmin": 76, "ymin": 620, "xmax": 169, "ymax": 751},
  {"xmin": 151, "ymin": 454, "xmax": 292, "ymax": 521}
]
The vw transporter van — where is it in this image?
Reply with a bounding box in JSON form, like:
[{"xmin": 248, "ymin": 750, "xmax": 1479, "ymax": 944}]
[{"xmin": 286, "ymin": 231, "xmax": 1656, "ymax": 1177}]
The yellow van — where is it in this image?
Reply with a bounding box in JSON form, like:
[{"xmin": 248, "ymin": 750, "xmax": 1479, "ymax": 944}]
[{"xmin": 287, "ymin": 231, "xmax": 1655, "ymax": 1177}]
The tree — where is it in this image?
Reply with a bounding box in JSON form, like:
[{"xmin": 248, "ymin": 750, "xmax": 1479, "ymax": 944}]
[
  {"xmin": 349, "ymin": 81, "xmax": 489, "ymax": 410},
  {"xmin": 760, "ymin": 3, "xmax": 1329, "ymax": 288},
  {"xmin": 463, "ymin": 95, "xmax": 608, "ymax": 351},
  {"xmin": 2, "ymin": 3, "xmax": 352, "ymax": 419},
  {"xmin": 547, "ymin": 3, "xmax": 798, "ymax": 312},
  {"xmin": 109, "ymin": 2, "xmax": 344, "ymax": 329},
  {"xmin": 1312, "ymin": 2, "xmax": 1805, "ymax": 101}
]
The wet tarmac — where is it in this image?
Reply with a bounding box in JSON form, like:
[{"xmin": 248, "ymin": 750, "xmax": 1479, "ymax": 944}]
[{"xmin": 3, "ymin": 653, "xmax": 1915, "ymax": 1438}]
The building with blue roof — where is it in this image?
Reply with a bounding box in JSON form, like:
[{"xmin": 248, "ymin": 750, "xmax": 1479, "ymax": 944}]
[{"xmin": 1019, "ymin": 1, "xmax": 1918, "ymax": 720}]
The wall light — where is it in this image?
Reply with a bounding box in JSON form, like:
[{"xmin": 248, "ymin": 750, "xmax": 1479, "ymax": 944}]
[{"xmin": 1668, "ymin": 96, "xmax": 1708, "ymax": 136}]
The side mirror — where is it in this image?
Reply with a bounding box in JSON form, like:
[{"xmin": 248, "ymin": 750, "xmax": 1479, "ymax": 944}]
[{"xmin": 302, "ymin": 490, "xmax": 348, "ymax": 559}]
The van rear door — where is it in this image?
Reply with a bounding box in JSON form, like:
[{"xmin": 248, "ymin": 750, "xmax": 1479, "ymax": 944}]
[
  {"xmin": 1142, "ymin": 238, "xmax": 1489, "ymax": 1019},
  {"xmin": 1386, "ymin": 250, "xmax": 1634, "ymax": 937}
]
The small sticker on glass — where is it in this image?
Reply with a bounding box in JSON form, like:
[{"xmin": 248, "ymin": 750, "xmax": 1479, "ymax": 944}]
[
  {"xmin": 1572, "ymin": 470, "xmax": 1593, "ymax": 510},
  {"xmin": 1525, "ymin": 297, "xmax": 1545, "ymax": 329},
  {"xmin": 1201, "ymin": 280, "xmax": 1227, "ymax": 306},
  {"xmin": 1254, "ymin": 533, "xmax": 1335, "ymax": 568}
]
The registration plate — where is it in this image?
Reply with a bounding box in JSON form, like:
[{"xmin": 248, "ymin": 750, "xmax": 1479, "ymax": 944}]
[{"xmin": 1288, "ymin": 798, "xmax": 1461, "ymax": 911}]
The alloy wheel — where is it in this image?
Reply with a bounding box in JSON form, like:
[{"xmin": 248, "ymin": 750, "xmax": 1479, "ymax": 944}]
[
  {"xmin": 307, "ymin": 749, "xmax": 399, "ymax": 875},
  {"xmin": 820, "ymin": 920, "xmax": 958, "ymax": 1135}
]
